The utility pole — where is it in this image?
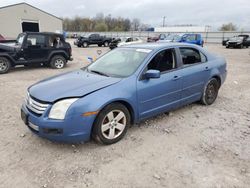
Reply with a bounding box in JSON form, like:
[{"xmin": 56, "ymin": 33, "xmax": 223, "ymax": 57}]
[{"xmin": 163, "ymin": 16, "xmax": 166, "ymax": 27}]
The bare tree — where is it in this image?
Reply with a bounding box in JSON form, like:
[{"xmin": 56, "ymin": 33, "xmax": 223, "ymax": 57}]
[{"xmin": 219, "ymin": 23, "xmax": 237, "ymax": 31}]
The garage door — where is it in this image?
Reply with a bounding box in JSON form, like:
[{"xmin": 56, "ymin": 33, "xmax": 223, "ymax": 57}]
[{"xmin": 22, "ymin": 22, "xmax": 39, "ymax": 32}]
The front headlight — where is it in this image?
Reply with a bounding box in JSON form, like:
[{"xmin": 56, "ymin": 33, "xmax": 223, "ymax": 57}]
[{"xmin": 49, "ymin": 98, "xmax": 78, "ymax": 120}]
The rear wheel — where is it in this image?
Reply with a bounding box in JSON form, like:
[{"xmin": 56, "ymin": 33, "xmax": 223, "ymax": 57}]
[
  {"xmin": 201, "ymin": 78, "xmax": 220, "ymax": 105},
  {"xmin": 92, "ymin": 103, "xmax": 130, "ymax": 145},
  {"xmin": 50, "ymin": 55, "xmax": 66, "ymax": 69},
  {"xmin": 0, "ymin": 57, "xmax": 11, "ymax": 74}
]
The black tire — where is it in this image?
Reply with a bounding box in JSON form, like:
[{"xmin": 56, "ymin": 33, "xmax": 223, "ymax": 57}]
[
  {"xmin": 77, "ymin": 44, "xmax": 81, "ymax": 48},
  {"xmin": 226, "ymin": 45, "xmax": 229, "ymax": 48},
  {"xmin": 0, "ymin": 57, "xmax": 11, "ymax": 74},
  {"xmin": 92, "ymin": 103, "xmax": 131, "ymax": 145},
  {"xmin": 83, "ymin": 42, "xmax": 88, "ymax": 48},
  {"xmin": 50, "ymin": 55, "xmax": 66, "ymax": 69},
  {"xmin": 201, "ymin": 78, "xmax": 220, "ymax": 105},
  {"xmin": 246, "ymin": 46, "xmax": 249, "ymax": 48},
  {"xmin": 98, "ymin": 44, "xmax": 102, "ymax": 47},
  {"xmin": 103, "ymin": 41, "xmax": 109, "ymax": 47}
]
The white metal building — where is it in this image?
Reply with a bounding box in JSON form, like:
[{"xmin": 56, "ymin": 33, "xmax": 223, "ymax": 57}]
[
  {"xmin": 0, "ymin": 3, "xmax": 63, "ymax": 39},
  {"xmin": 155, "ymin": 26, "xmax": 211, "ymax": 33}
]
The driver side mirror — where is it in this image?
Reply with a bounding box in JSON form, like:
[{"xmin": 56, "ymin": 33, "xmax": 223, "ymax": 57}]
[{"xmin": 144, "ymin": 69, "xmax": 160, "ymax": 79}]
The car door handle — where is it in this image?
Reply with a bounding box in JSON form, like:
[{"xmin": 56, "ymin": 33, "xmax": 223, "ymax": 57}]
[
  {"xmin": 172, "ymin": 75, "xmax": 181, "ymax": 81},
  {"xmin": 204, "ymin": 66, "xmax": 209, "ymax": 71}
]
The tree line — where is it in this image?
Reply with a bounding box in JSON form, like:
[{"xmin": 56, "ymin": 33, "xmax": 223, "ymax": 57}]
[{"xmin": 63, "ymin": 13, "xmax": 150, "ymax": 32}]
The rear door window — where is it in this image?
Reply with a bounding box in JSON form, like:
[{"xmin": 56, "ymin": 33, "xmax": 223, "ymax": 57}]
[{"xmin": 180, "ymin": 47, "xmax": 206, "ymax": 66}]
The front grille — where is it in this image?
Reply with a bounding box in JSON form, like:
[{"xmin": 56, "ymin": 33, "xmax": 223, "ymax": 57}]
[{"xmin": 25, "ymin": 93, "xmax": 49, "ymax": 115}]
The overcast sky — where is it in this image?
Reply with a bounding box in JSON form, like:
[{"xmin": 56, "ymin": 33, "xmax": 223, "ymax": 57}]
[{"xmin": 1, "ymin": 0, "xmax": 250, "ymax": 30}]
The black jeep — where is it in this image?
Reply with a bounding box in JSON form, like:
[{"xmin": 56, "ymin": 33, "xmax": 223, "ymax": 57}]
[{"xmin": 0, "ymin": 32, "xmax": 73, "ymax": 74}]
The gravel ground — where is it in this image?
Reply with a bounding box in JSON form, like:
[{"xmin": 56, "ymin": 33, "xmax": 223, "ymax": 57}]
[{"xmin": 0, "ymin": 41, "xmax": 250, "ymax": 188}]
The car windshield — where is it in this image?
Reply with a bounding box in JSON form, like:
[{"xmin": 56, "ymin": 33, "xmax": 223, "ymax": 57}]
[
  {"xmin": 16, "ymin": 33, "xmax": 25, "ymax": 45},
  {"xmin": 86, "ymin": 48, "xmax": 151, "ymax": 78},
  {"xmin": 165, "ymin": 35, "xmax": 175, "ymax": 40},
  {"xmin": 82, "ymin": 34, "xmax": 91, "ymax": 38},
  {"xmin": 173, "ymin": 35, "xmax": 182, "ymax": 41}
]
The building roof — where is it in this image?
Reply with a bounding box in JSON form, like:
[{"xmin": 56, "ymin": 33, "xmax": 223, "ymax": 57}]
[{"xmin": 0, "ymin": 2, "xmax": 62, "ymax": 21}]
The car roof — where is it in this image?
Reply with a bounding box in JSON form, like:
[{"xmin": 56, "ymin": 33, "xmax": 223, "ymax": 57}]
[
  {"xmin": 124, "ymin": 42, "xmax": 201, "ymax": 50},
  {"xmin": 22, "ymin": 32, "xmax": 63, "ymax": 36}
]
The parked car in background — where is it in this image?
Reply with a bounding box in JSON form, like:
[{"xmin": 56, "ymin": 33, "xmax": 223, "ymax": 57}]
[
  {"xmin": 74, "ymin": 34, "xmax": 112, "ymax": 48},
  {"xmin": 109, "ymin": 37, "xmax": 143, "ymax": 49},
  {"xmin": 0, "ymin": 34, "xmax": 5, "ymax": 41},
  {"xmin": 21, "ymin": 43, "xmax": 227, "ymax": 144},
  {"xmin": 147, "ymin": 34, "xmax": 162, "ymax": 42},
  {"xmin": 174, "ymin": 34, "xmax": 204, "ymax": 46},
  {"xmin": 157, "ymin": 34, "xmax": 179, "ymax": 43},
  {"xmin": 225, "ymin": 35, "xmax": 250, "ymax": 48},
  {"xmin": 222, "ymin": 35, "xmax": 249, "ymax": 46},
  {"xmin": 71, "ymin": 33, "xmax": 78, "ymax": 39},
  {"xmin": 0, "ymin": 32, "xmax": 73, "ymax": 74},
  {"xmin": 109, "ymin": 37, "xmax": 122, "ymax": 49},
  {"xmin": 156, "ymin": 33, "xmax": 170, "ymax": 42}
]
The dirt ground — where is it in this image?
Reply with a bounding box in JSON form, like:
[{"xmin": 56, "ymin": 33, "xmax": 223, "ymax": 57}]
[{"xmin": 0, "ymin": 41, "xmax": 249, "ymax": 188}]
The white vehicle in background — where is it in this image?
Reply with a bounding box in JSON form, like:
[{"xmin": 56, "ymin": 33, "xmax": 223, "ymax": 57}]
[
  {"xmin": 117, "ymin": 37, "xmax": 144, "ymax": 47},
  {"xmin": 109, "ymin": 37, "xmax": 143, "ymax": 49}
]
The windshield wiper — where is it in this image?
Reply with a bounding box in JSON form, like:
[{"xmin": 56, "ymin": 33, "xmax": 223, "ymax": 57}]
[{"xmin": 88, "ymin": 69, "xmax": 110, "ymax": 77}]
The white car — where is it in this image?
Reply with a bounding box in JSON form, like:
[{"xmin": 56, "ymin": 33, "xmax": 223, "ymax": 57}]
[{"xmin": 117, "ymin": 37, "xmax": 143, "ymax": 47}]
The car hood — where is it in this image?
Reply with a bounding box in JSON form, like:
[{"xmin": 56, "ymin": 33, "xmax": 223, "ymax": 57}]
[
  {"xmin": 29, "ymin": 70, "xmax": 121, "ymax": 103},
  {"xmin": 0, "ymin": 43, "xmax": 19, "ymax": 52}
]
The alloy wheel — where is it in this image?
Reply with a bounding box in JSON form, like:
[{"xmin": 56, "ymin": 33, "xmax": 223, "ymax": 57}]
[
  {"xmin": 205, "ymin": 82, "xmax": 217, "ymax": 104},
  {"xmin": 101, "ymin": 110, "xmax": 126, "ymax": 140},
  {"xmin": 0, "ymin": 59, "xmax": 8, "ymax": 71},
  {"xmin": 54, "ymin": 59, "xmax": 64, "ymax": 69}
]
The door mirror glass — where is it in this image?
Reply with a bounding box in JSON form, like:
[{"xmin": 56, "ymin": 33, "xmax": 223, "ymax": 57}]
[{"xmin": 145, "ymin": 69, "xmax": 160, "ymax": 79}]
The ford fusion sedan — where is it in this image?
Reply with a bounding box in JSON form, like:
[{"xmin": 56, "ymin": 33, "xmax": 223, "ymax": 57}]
[{"xmin": 21, "ymin": 43, "xmax": 227, "ymax": 144}]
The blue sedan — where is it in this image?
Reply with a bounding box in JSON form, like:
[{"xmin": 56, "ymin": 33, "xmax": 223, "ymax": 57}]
[{"xmin": 21, "ymin": 43, "xmax": 227, "ymax": 144}]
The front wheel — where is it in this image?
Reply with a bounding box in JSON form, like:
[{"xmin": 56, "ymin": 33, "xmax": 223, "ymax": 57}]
[
  {"xmin": 83, "ymin": 42, "xmax": 88, "ymax": 48},
  {"xmin": 104, "ymin": 41, "xmax": 109, "ymax": 47},
  {"xmin": 92, "ymin": 103, "xmax": 131, "ymax": 145},
  {"xmin": 0, "ymin": 57, "xmax": 11, "ymax": 74},
  {"xmin": 201, "ymin": 78, "xmax": 220, "ymax": 105},
  {"xmin": 50, "ymin": 55, "xmax": 66, "ymax": 69}
]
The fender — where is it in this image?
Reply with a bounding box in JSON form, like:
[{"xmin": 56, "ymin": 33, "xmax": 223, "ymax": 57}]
[
  {"xmin": 48, "ymin": 50, "xmax": 69, "ymax": 61},
  {"xmin": 0, "ymin": 52, "xmax": 16, "ymax": 65}
]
